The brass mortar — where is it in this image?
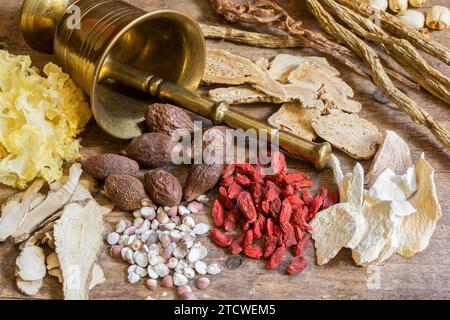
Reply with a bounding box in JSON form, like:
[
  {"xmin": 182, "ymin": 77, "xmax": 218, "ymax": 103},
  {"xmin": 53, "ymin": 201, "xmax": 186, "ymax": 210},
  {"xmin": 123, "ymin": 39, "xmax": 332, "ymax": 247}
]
[{"xmin": 20, "ymin": 0, "xmax": 332, "ymax": 169}]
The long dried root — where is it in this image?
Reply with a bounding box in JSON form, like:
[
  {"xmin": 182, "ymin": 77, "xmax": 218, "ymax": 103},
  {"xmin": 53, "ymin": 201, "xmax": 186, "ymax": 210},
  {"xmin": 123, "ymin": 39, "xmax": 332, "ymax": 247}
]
[
  {"xmin": 335, "ymin": 0, "xmax": 450, "ymax": 66},
  {"xmin": 306, "ymin": 0, "xmax": 450, "ymax": 150},
  {"xmin": 321, "ymin": 0, "xmax": 450, "ymax": 105}
]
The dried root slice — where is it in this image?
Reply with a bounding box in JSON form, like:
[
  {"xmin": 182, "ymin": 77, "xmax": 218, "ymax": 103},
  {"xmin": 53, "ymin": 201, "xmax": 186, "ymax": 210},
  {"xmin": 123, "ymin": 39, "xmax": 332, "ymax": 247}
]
[
  {"xmin": 345, "ymin": 163, "xmax": 364, "ymax": 210},
  {"xmin": 16, "ymin": 245, "xmax": 46, "ymax": 281},
  {"xmin": 329, "ymin": 154, "xmax": 351, "ymax": 203},
  {"xmin": 209, "ymin": 85, "xmax": 284, "ymax": 104},
  {"xmin": 89, "ymin": 264, "xmax": 105, "ymax": 290},
  {"xmin": 310, "ymin": 203, "xmax": 366, "ymax": 265},
  {"xmin": 54, "ymin": 200, "xmax": 104, "ymax": 300},
  {"xmin": 0, "ymin": 179, "xmax": 44, "ymax": 242},
  {"xmin": 397, "ymin": 155, "xmax": 442, "ymax": 257},
  {"xmin": 70, "ymin": 183, "xmax": 93, "ymax": 202},
  {"xmin": 352, "ymin": 199, "xmax": 415, "ymax": 266},
  {"xmin": 203, "ymin": 48, "xmax": 266, "ymax": 85},
  {"xmin": 13, "ymin": 163, "xmax": 83, "ymax": 243},
  {"xmin": 49, "ymin": 268, "xmax": 63, "ymax": 283},
  {"xmin": 367, "ymin": 168, "xmax": 416, "ymax": 203},
  {"xmin": 366, "ymin": 131, "xmax": 413, "ymax": 187},
  {"xmin": 268, "ymin": 102, "xmax": 321, "ymax": 141},
  {"xmin": 16, "ymin": 277, "xmax": 44, "ymax": 296},
  {"xmin": 252, "ymin": 69, "xmax": 287, "ymax": 100},
  {"xmin": 289, "ymin": 61, "xmax": 361, "ymax": 114},
  {"xmin": 312, "ymin": 111, "xmax": 383, "ymax": 160}
]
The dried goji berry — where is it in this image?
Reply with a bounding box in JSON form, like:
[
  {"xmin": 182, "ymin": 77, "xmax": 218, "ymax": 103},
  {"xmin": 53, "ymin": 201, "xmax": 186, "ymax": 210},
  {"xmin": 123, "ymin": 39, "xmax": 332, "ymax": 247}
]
[
  {"xmin": 240, "ymin": 218, "xmax": 251, "ymax": 232},
  {"xmin": 261, "ymin": 200, "xmax": 270, "ymax": 214},
  {"xmin": 257, "ymin": 213, "xmax": 266, "ymax": 234},
  {"xmin": 270, "ymin": 151, "xmax": 287, "ymax": 176},
  {"xmin": 308, "ymin": 196, "xmax": 323, "ymax": 220},
  {"xmin": 291, "ymin": 206, "xmax": 308, "ymax": 226},
  {"xmin": 249, "ymin": 183, "xmax": 263, "ymax": 204},
  {"xmin": 243, "ymin": 245, "xmax": 263, "ymax": 259},
  {"xmin": 212, "ymin": 200, "xmax": 225, "ymax": 227},
  {"xmin": 294, "ymin": 233, "xmax": 311, "ymax": 257},
  {"xmin": 279, "ymin": 199, "xmax": 292, "ymax": 226},
  {"xmin": 229, "ymin": 234, "xmax": 245, "ymax": 254},
  {"xmin": 292, "ymin": 180, "xmax": 314, "ymax": 191},
  {"xmin": 287, "ymin": 194, "xmax": 304, "ymax": 207},
  {"xmin": 265, "ymin": 180, "xmax": 280, "ymax": 202},
  {"xmin": 221, "ymin": 174, "xmax": 235, "ymax": 187},
  {"xmin": 222, "ymin": 163, "xmax": 235, "ymax": 179},
  {"xmin": 269, "ymin": 197, "xmax": 282, "ymax": 219},
  {"xmin": 266, "ymin": 218, "xmax": 274, "ymax": 236},
  {"xmin": 235, "ymin": 173, "xmax": 251, "ymax": 187},
  {"xmin": 302, "ymin": 189, "xmax": 313, "ymax": 206},
  {"xmin": 280, "ymin": 184, "xmax": 295, "ymax": 197},
  {"xmin": 236, "ymin": 191, "xmax": 257, "ymax": 223},
  {"xmin": 210, "ymin": 229, "xmax": 232, "ymax": 247},
  {"xmin": 267, "ymin": 245, "xmax": 286, "ymax": 269},
  {"xmin": 282, "ymin": 172, "xmax": 309, "ymax": 185},
  {"xmin": 263, "ymin": 235, "xmax": 278, "ymax": 259},
  {"xmin": 228, "ymin": 181, "xmax": 244, "ymax": 200},
  {"xmin": 218, "ymin": 186, "xmax": 234, "ymax": 210},
  {"xmin": 281, "ymin": 222, "xmax": 297, "ymax": 248},
  {"xmin": 253, "ymin": 221, "xmax": 262, "ymax": 239},
  {"xmin": 244, "ymin": 229, "xmax": 254, "ymax": 247},
  {"xmin": 236, "ymin": 164, "xmax": 263, "ymax": 183},
  {"xmin": 287, "ymin": 256, "xmax": 308, "ymax": 275},
  {"xmin": 322, "ymin": 191, "xmax": 339, "ymax": 210},
  {"xmin": 294, "ymin": 225, "xmax": 303, "ymax": 241},
  {"xmin": 223, "ymin": 208, "xmax": 241, "ymax": 232}
]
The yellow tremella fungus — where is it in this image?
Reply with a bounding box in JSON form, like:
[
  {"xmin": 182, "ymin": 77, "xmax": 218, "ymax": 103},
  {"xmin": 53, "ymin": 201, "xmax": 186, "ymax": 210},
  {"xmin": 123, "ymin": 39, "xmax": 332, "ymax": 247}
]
[{"xmin": 0, "ymin": 50, "xmax": 92, "ymax": 189}]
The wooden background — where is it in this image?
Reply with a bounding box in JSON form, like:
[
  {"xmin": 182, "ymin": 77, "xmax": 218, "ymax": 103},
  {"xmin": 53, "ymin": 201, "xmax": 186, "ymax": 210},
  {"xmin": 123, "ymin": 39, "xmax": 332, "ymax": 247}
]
[{"xmin": 0, "ymin": 0, "xmax": 449, "ymax": 300}]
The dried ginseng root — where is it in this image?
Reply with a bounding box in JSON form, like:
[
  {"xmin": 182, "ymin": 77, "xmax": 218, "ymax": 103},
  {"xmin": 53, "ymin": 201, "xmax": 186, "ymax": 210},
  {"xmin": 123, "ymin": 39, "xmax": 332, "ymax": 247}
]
[{"xmin": 210, "ymin": 151, "xmax": 337, "ymax": 275}]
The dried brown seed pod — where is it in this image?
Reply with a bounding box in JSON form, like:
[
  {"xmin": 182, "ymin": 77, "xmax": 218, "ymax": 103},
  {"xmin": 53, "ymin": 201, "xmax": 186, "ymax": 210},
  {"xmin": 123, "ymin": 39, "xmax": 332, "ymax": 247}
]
[
  {"xmin": 144, "ymin": 103, "xmax": 194, "ymax": 138},
  {"xmin": 144, "ymin": 170, "xmax": 182, "ymax": 206},
  {"xmin": 183, "ymin": 163, "xmax": 224, "ymax": 202},
  {"xmin": 79, "ymin": 153, "xmax": 139, "ymax": 180},
  {"xmin": 105, "ymin": 175, "xmax": 149, "ymax": 211},
  {"xmin": 121, "ymin": 133, "xmax": 176, "ymax": 168}
]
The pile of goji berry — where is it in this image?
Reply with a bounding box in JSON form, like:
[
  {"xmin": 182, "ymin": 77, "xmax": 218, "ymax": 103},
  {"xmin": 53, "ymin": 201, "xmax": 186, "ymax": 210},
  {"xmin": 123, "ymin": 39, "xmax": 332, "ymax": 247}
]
[{"xmin": 210, "ymin": 151, "xmax": 339, "ymax": 275}]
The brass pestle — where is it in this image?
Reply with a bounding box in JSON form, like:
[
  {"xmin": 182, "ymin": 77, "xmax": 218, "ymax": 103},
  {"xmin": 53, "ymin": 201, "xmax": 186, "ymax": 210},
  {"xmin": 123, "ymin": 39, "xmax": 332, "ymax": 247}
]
[{"xmin": 20, "ymin": 0, "xmax": 332, "ymax": 169}]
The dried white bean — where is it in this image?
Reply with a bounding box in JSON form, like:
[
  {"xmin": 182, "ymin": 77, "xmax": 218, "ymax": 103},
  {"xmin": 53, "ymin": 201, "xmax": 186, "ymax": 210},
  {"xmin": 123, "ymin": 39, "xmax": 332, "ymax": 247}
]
[
  {"xmin": 155, "ymin": 263, "xmax": 170, "ymax": 278},
  {"xmin": 193, "ymin": 223, "xmax": 210, "ymax": 235},
  {"xmin": 187, "ymin": 247, "xmax": 201, "ymax": 263},
  {"xmin": 207, "ymin": 264, "xmax": 221, "ymax": 275},
  {"xmin": 151, "ymin": 219, "xmax": 160, "ymax": 231},
  {"xmin": 140, "ymin": 207, "xmax": 156, "ymax": 220},
  {"xmin": 183, "ymin": 267, "xmax": 195, "ymax": 279},
  {"xmin": 182, "ymin": 216, "xmax": 196, "ymax": 229},
  {"xmin": 194, "ymin": 261, "xmax": 207, "ymax": 275},
  {"xmin": 147, "ymin": 266, "xmax": 159, "ymax": 279},
  {"xmin": 135, "ymin": 266, "xmax": 147, "ymax": 277},
  {"xmin": 115, "ymin": 220, "xmax": 128, "ymax": 233},
  {"xmin": 106, "ymin": 232, "xmax": 120, "ymax": 245},
  {"xmin": 196, "ymin": 195, "xmax": 209, "ymax": 203},
  {"xmin": 167, "ymin": 257, "xmax": 179, "ymax": 269},
  {"xmin": 178, "ymin": 205, "xmax": 191, "ymax": 216},
  {"xmin": 133, "ymin": 251, "xmax": 149, "ymax": 267},
  {"xmin": 173, "ymin": 273, "xmax": 188, "ymax": 286},
  {"xmin": 128, "ymin": 272, "xmax": 140, "ymax": 284}
]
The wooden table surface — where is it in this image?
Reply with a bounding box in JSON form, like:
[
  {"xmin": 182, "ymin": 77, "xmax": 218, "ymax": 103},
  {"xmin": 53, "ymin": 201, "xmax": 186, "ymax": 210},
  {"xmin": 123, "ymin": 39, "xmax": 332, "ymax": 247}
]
[{"xmin": 0, "ymin": 0, "xmax": 449, "ymax": 300}]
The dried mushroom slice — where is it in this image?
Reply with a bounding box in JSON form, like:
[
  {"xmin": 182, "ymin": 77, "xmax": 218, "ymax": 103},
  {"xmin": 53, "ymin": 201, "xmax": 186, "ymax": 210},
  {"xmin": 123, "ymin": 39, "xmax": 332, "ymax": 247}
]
[
  {"xmin": 310, "ymin": 203, "xmax": 366, "ymax": 265},
  {"xmin": 203, "ymin": 48, "xmax": 266, "ymax": 85},
  {"xmin": 54, "ymin": 200, "xmax": 105, "ymax": 300},
  {"xmin": 365, "ymin": 130, "xmax": 413, "ymax": 187},
  {"xmin": 268, "ymin": 102, "xmax": 321, "ymax": 141},
  {"xmin": 16, "ymin": 245, "xmax": 46, "ymax": 281},
  {"xmin": 312, "ymin": 112, "xmax": 383, "ymax": 160},
  {"xmin": 397, "ymin": 155, "xmax": 442, "ymax": 257}
]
